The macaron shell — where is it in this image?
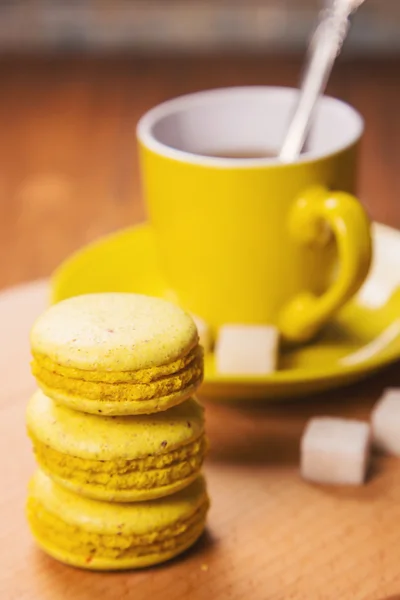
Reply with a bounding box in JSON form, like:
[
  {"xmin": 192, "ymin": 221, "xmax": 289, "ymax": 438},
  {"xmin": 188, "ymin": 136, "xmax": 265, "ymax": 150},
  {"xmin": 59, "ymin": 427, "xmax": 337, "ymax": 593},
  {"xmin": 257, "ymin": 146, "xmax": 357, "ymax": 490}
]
[
  {"xmin": 30, "ymin": 293, "xmax": 198, "ymax": 372},
  {"xmin": 27, "ymin": 391, "xmax": 204, "ymax": 460}
]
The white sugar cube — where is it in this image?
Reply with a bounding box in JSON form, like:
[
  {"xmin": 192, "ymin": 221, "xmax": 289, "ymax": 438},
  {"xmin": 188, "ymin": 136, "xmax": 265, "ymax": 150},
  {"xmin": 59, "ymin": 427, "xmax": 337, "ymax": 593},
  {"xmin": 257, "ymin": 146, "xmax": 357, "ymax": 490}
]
[
  {"xmin": 191, "ymin": 314, "xmax": 212, "ymax": 353},
  {"xmin": 372, "ymin": 388, "xmax": 400, "ymax": 455},
  {"xmin": 215, "ymin": 324, "xmax": 279, "ymax": 375},
  {"xmin": 301, "ymin": 417, "xmax": 371, "ymax": 485}
]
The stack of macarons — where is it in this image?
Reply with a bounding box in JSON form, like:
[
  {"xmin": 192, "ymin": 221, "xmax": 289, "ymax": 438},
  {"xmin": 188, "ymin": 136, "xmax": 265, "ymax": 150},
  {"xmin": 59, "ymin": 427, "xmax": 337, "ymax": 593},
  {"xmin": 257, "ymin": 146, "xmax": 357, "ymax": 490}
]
[{"xmin": 26, "ymin": 293, "xmax": 209, "ymax": 570}]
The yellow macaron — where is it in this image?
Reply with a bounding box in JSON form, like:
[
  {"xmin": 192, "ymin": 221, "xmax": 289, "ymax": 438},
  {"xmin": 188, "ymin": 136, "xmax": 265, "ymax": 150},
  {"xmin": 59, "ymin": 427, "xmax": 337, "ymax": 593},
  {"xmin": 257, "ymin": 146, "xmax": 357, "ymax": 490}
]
[
  {"xmin": 30, "ymin": 293, "xmax": 203, "ymax": 415},
  {"xmin": 27, "ymin": 389, "xmax": 207, "ymax": 502},
  {"xmin": 27, "ymin": 470, "xmax": 209, "ymax": 570}
]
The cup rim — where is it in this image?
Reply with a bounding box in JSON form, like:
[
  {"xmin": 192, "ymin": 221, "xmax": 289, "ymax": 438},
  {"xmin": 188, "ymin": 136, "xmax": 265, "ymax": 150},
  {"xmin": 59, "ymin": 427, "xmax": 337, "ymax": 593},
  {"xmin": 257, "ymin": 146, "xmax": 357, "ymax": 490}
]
[{"xmin": 137, "ymin": 86, "xmax": 364, "ymax": 168}]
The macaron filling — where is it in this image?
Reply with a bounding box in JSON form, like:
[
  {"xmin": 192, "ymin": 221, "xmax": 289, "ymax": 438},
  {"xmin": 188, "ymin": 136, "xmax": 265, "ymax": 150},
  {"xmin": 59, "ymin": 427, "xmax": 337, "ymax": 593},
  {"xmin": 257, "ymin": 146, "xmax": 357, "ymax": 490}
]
[
  {"xmin": 31, "ymin": 346, "xmax": 203, "ymax": 403},
  {"xmin": 32, "ymin": 346, "xmax": 200, "ymax": 383},
  {"xmin": 30, "ymin": 434, "xmax": 207, "ymax": 500}
]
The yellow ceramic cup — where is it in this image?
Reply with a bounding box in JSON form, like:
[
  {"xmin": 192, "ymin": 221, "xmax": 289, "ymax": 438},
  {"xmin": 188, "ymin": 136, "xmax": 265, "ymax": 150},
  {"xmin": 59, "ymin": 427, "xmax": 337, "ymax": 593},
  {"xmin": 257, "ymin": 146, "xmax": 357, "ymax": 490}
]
[{"xmin": 138, "ymin": 87, "xmax": 372, "ymax": 343}]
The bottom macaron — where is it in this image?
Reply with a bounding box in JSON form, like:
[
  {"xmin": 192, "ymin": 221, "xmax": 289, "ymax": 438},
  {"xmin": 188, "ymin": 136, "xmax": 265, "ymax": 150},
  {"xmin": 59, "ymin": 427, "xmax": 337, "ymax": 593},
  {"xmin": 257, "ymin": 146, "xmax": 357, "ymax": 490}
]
[{"xmin": 27, "ymin": 470, "xmax": 209, "ymax": 570}]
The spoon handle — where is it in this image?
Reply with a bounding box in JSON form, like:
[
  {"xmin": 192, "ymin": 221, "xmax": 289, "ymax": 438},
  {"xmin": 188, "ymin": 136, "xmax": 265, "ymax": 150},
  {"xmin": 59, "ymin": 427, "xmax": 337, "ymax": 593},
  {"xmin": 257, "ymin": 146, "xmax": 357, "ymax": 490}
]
[{"xmin": 279, "ymin": 0, "xmax": 363, "ymax": 163}]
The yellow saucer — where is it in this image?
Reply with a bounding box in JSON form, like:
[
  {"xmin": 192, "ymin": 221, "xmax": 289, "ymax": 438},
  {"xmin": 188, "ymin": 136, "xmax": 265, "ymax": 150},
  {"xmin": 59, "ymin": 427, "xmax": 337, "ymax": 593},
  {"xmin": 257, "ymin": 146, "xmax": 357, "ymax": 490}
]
[{"xmin": 52, "ymin": 223, "xmax": 400, "ymax": 400}]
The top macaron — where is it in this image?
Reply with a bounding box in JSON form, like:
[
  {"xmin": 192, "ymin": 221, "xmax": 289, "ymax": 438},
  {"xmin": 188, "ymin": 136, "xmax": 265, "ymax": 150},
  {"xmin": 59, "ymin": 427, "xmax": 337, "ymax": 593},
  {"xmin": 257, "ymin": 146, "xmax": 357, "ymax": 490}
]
[{"xmin": 30, "ymin": 293, "xmax": 203, "ymax": 415}]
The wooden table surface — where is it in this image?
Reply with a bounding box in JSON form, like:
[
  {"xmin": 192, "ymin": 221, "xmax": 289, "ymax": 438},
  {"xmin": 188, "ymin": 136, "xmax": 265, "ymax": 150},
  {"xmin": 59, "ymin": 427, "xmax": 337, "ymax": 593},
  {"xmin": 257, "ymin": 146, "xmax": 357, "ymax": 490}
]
[{"xmin": 1, "ymin": 55, "xmax": 400, "ymax": 600}]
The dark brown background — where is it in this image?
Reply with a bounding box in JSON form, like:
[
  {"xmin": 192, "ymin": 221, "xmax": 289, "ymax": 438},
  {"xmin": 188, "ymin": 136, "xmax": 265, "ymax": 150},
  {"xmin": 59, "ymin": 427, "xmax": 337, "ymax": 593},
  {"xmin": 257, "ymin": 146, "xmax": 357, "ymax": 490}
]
[{"xmin": 1, "ymin": 55, "xmax": 399, "ymax": 291}]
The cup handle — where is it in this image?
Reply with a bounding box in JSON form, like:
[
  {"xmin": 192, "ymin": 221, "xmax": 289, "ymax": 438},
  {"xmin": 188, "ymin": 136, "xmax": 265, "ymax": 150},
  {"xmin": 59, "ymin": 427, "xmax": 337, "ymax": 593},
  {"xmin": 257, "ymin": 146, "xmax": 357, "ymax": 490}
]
[{"xmin": 279, "ymin": 185, "xmax": 372, "ymax": 343}]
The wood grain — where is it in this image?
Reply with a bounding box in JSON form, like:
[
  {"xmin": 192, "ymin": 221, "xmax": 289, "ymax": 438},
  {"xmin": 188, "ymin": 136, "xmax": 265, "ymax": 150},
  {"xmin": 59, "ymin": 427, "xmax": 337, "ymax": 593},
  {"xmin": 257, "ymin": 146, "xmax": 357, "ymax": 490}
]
[
  {"xmin": 2, "ymin": 280, "xmax": 400, "ymax": 600},
  {"xmin": 1, "ymin": 55, "xmax": 400, "ymax": 289}
]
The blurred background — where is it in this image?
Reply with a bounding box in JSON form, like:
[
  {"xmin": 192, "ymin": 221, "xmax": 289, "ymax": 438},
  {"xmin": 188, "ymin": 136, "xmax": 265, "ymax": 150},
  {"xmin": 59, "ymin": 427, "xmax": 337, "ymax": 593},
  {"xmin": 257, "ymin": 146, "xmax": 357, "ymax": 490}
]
[
  {"xmin": 1, "ymin": 1, "xmax": 399, "ymax": 53},
  {"xmin": 1, "ymin": 0, "xmax": 400, "ymax": 289}
]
